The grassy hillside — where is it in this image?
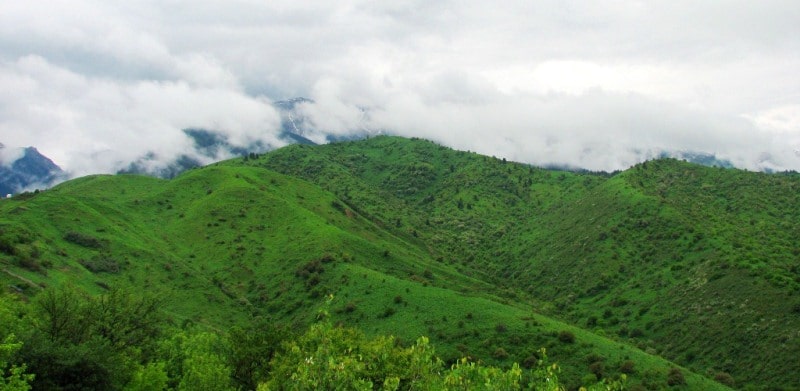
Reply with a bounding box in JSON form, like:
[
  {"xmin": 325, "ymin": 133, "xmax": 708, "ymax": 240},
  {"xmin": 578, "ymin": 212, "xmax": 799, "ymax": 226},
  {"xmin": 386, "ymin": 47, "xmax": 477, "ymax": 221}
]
[
  {"xmin": 2, "ymin": 136, "xmax": 796, "ymax": 389},
  {"xmin": 239, "ymin": 136, "xmax": 798, "ymax": 390}
]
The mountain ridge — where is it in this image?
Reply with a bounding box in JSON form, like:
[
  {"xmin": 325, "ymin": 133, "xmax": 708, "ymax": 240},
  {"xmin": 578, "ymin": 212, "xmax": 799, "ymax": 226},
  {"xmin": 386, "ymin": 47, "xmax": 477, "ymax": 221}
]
[
  {"xmin": 2, "ymin": 136, "xmax": 797, "ymax": 389},
  {"xmin": 0, "ymin": 144, "xmax": 65, "ymax": 195}
]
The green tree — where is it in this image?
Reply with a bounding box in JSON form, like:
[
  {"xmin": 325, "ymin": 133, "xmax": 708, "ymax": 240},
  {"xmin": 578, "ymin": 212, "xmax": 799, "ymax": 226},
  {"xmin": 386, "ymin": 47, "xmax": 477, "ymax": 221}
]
[
  {"xmin": 124, "ymin": 361, "xmax": 169, "ymax": 391},
  {"xmin": 89, "ymin": 289, "xmax": 164, "ymax": 357},
  {"xmin": 30, "ymin": 285, "xmax": 89, "ymax": 344},
  {"xmin": 438, "ymin": 358, "xmax": 524, "ymax": 390},
  {"xmin": 177, "ymin": 331, "xmax": 235, "ymax": 391},
  {"xmin": 227, "ymin": 318, "xmax": 291, "ymax": 390},
  {"xmin": 263, "ymin": 322, "xmax": 441, "ymax": 390},
  {"xmin": 16, "ymin": 287, "xmax": 167, "ymax": 390},
  {"xmin": 0, "ymin": 334, "xmax": 34, "ymax": 391}
]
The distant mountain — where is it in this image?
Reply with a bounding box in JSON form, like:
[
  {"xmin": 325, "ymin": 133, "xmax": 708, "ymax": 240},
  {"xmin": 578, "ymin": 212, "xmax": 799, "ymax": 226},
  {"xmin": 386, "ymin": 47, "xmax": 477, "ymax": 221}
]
[
  {"xmin": 0, "ymin": 144, "xmax": 64, "ymax": 195},
  {"xmin": 274, "ymin": 97, "xmax": 375, "ymax": 143},
  {"xmin": 120, "ymin": 99, "xmax": 320, "ymax": 178},
  {"xmin": 119, "ymin": 128, "xmax": 280, "ymax": 178},
  {"xmin": 662, "ymin": 150, "xmax": 735, "ymax": 169}
]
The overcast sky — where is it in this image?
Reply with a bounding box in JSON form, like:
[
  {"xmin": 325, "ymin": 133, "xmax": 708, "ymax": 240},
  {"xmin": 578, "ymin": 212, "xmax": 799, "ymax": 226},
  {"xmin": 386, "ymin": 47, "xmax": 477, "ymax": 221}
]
[{"xmin": 1, "ymin": 1, "xmax": 799, "ymax": 175}]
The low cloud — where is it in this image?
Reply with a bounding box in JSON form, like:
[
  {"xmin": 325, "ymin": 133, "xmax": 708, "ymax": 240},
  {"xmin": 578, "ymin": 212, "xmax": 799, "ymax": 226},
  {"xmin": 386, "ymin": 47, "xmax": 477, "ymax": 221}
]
[
  {"xmin": 0, "ymin": 55, "xmax": 283, "ymax": 177},
  {"xmin": 0, "ymin": 144, "xmax": 25, "ymax": 167},
  {"xmin": 0, "ymin": 1, "xmax": 798, "ymax": 176},
  {"xmin": 297, "ymin": 73, "xmax": 800, "ymax": 172}
]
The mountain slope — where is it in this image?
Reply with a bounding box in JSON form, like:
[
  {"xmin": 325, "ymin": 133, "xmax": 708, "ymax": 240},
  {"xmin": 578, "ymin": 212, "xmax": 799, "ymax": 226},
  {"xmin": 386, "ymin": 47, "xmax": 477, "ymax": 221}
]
[
  {"xmin": 4, "ymin": 136, "xmax": 796, "ymax": 389},
  {"xmin": 0, "ymin": 163, "xmax": 728, "ymax": 389},
  {"xmin": 236, "ymin": 136, "xmax": 799, "ymax": 390}
]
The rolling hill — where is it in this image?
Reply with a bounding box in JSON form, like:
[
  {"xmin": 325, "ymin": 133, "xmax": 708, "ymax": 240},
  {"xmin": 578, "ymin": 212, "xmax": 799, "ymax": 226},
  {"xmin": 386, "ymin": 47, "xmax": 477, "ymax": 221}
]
[{"xmin": 2, "ymin": 136, "xmax": 798, "ymax": 389}]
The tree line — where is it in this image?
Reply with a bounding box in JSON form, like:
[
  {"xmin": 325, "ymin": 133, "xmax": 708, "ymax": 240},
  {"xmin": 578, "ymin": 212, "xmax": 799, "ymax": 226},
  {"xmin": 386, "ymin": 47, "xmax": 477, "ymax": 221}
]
[{"xmin": 1, "ymin": 288, "xmax": 627, "ymax": 390}]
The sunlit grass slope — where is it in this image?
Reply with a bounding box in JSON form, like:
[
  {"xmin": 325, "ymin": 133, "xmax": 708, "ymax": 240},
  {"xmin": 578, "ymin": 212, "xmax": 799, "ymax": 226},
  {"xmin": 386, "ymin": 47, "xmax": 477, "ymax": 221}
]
[
  {"xmin": 241, "ymin": 136, "xmax": 799, "ymax": 390},
  {"xmin": 3, "ymin": 135, "xmax": 793, "ymax": 389}
]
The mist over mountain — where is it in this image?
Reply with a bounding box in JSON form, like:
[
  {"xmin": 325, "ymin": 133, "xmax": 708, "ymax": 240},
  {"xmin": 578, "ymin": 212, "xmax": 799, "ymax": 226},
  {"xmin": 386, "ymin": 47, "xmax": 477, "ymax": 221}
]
[
  {"xmin": 2, "ymin": 1, "xmax": 798, "ymax": 180},
  {"xmin": 116, "ymin": 98, "xmax": 372, "ymax": 178},
  {"xmin": 0, "ymin": 143, "xmax": 64, "ymax": 195},
  {"xmin": 112, "ymin": 97, "xmax": 762, "ymax": 180}
]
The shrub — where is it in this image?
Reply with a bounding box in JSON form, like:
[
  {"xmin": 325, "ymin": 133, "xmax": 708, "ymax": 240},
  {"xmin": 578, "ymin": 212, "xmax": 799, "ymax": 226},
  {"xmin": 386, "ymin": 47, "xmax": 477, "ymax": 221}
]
[
  {"xmin": 558, "ymin": 330, "xmax": 575, "ymax": 344},
  {"xmin": 492, "ymin": 347, "xmax": 509, "ymax": 359},
  {"xmin": 619, "ymin": 360, "xmax": 636, "ymax": 374},
  {"xmin": 296, "ymin": 259, "xmax": 324, "ymax": 279},
  {"xmin": 306, "ymin": 274, "xmax": 321, "ymax": 288},
  {"xmin": 714, "ymin": 371, "xmax": 735, "ymax": 387},
  {"xmin": 16, "ymin": 257, "xmax": 44, "ymax": 273},
  {"xmin": 629, "ymin": 328, "xmax": 644, "ymax": 338},
  {"xmin": 583, "ymin": 353, "xmax": 602, "ymax": 364},
  {"xmin": 588, "ymin": 361, "xmax": 604, "ymax": 378},
  {"xmin": 522, "ymin": 354, "xmax": 539, "ymax": 369},
  {"xmin": 666, "ymin": 367, "xmax": 686, "ymax": 386},
  {"xmin": 0, "ymin": 236, "xmax": 15, "ymax": 255},
  {"xmin": 64, "ymin": 231, "xmax": 105, "ymax": 249},
  {"xmin": 79, "ymin": 255, "xmax": 121, "ymax": 273}
]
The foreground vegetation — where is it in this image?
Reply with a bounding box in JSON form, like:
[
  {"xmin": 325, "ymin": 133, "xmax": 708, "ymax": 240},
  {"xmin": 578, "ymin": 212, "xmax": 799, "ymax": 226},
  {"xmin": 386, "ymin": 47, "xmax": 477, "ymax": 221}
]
[
  {"xmin": 1, "ymin": 136, "xmax": 795, "ymax": 389},
  {"xmin": 2, "ymin": 289, "xmax": 622, "ymax": 390}
]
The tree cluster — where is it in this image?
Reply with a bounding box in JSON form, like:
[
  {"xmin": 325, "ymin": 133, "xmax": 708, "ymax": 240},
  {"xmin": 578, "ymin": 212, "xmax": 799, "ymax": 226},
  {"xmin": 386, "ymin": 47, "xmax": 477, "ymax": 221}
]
[{"xmin": 0, "ymin": 288, "xmax": 631, "ymax": 390}]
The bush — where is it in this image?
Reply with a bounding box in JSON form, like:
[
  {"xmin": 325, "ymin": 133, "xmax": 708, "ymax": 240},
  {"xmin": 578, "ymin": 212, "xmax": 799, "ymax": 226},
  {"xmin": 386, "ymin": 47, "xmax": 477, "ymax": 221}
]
[
  {"xmin": 16, "ymin": 256, "xmax": 44, "ymax": 273},
  {"xmin": 619, "ymin": 360, "xmax": 636, "ymax": 374},
  {"xmin": 522, "ymin": 354, "xmax": 539, "ymax": 369},
  {"xmin": 629, "ymin": 328, "xmax": 644, "ymax": 338},
  {"xmin": 588, "ymin": 361, "xmax": 604, "ymax": 378},
  {"xmin": 492, "ymin": 347, "xmax": 509, "ymax": 359},
  {"xmin": 379, "ymin": 307, "xmax": 396, "ymax": 318},
  {"xmin": 666, "ymin": 367, "xmax": 686, "ymax": 386},
  {"xmin": 343, "ymin": 302, "xmax": 357, "ymax": 313},
  {"xmin": 558, "ymin": 330, "xmax": 575, "ymax": 344},
  {"xmin": 714, "ymin": 371, "xmax": 735, "ymax": 387},
  {"xmin": 296, "ymin": 260, "xmax": 325, "ymax": 286},
  {"xmin": 79, "ymin": 255, "xmax": 121, "ymax": 273},
  {"xmin": 64, "ymin": 231, "xmax": 105, "ymax": 249}
]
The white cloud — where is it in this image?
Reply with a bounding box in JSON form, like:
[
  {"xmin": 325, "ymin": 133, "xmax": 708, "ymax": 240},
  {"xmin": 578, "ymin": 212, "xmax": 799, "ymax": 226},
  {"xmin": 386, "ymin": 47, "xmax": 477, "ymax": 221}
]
[
  {"xmin": 0, "ymin": 55, "xmax": 282, "ymax": 176},
  {"xmin": 0, "ymin": 145, "xmax": 25, "ymax": 167},
  {"xmin": 0, "ymin": 0, "xmax": 798, "ymax": 175}
]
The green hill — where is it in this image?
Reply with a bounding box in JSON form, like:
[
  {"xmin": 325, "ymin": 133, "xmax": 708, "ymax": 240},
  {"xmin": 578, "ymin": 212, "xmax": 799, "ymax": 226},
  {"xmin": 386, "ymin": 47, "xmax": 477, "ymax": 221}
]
[{"xmin": 2, "ymin": 135, "xmax": 798, "ymax": 389}]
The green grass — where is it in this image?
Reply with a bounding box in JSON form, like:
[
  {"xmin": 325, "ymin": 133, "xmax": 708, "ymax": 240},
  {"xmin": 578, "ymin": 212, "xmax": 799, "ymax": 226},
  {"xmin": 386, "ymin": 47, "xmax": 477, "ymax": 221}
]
[{"xmin": 4, "ymin": 135, "xmax": 798, "ymax": 389}]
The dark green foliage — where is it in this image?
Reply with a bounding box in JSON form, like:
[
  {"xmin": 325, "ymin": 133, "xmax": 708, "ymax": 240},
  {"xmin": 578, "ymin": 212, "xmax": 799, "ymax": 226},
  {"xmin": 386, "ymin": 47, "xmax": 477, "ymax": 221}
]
[
  {"xmin": 714, "ymin": 372, "xmax": 735, "ymax": 387},
  {"xmin": 9, "ymin": 287, "xmax": 165, "ymax": 390},
  {"xmin": 227, "ymin": 319, "xmax": 291, "ymax": 390},
  {"xmin": 589, "ymin": 361, "xmax": 605, "ymax": 378},
  {"xmin": 63, "ymin": 231, "xmax": 105, "ymax": 249},
  {"xmin": 619, "ymin": 360, "xmax": 636, "ymax": 374},
  {"xmin": 493, "ymin": 347, "xmax": 509, "ymax": 359},
  {"xmin": 667, "ymin": 367, "xmax": 687, "ymax": 386},
  {"xmin": 380, "ymin": 306, "xmax": 396, "ymax": 318},
  {"xmin": 558, "ymin": 330, "xmax": 575, "ymax": 344},
  {"xmin": 78, "ymin": 254, "xmax": 120, "ymax": 273}
]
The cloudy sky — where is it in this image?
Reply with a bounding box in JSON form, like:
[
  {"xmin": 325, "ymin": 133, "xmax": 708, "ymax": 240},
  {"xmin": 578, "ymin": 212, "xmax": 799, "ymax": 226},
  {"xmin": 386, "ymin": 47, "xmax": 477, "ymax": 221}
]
[{"xmin": 1, "ymin": 0, "xmax": 799, "ymax": 176}]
